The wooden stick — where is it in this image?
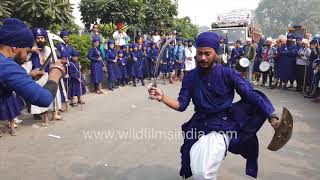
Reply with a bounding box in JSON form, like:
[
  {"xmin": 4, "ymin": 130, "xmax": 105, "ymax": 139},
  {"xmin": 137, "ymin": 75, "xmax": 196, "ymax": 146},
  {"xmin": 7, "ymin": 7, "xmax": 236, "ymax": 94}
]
[
  {"xmin": 65, "ymin": 62, "xmax": 69, "ymax": 112},
  {"xmin": 79, "ymin": 62, "xmax": 83, "ymax": 111}
]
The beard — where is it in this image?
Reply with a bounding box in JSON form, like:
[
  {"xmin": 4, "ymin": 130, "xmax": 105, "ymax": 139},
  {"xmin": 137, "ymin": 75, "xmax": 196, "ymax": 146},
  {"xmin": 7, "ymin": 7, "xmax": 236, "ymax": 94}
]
[
  {"xmin": 37, "ymin": 42, "xmax": 45, "ymax": 48},
  {"xmin": 13, "ymin": 51, "xmax": 25, "ymax": 65}
]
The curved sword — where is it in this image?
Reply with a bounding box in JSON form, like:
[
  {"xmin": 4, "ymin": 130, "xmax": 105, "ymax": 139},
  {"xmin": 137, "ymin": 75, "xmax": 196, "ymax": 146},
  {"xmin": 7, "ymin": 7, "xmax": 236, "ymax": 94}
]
[{"xmin": 152, "ymin": 38, "xmax": 175, "ymax": 87}]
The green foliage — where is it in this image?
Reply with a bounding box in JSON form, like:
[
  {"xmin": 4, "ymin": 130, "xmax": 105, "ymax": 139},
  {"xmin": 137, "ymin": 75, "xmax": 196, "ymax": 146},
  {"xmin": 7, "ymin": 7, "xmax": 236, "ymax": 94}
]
[
  {"xmin": 172, "ymin": 17, "xmax": 199, "ymax": 40},
  {"xmin": 79, "ymin": 0, "xmax": 144, "ymax": 26},
  {"xmin": 49, "ymin": 22, "xmax": 80, "ymax": 35},
  {"xmin": 68, "ymin": 35, "xmax": 92, "ymax": 71},
  {"xmin": 79, "ymin": 0, "xmax": 178, "ymax": 33},
  {"xmin": 98, "ymin": 23, "xmax": 117, "ymax": 38},
  {"xmin": 255, "ymin": 0, "xmax": 320, "ymax": 37},
  {"xmin": 0, "ymin": 0, "xmax": 13, "ymax": 19},
  {"xmin": 140, "ymin": 0, "xmax": 178, "ymax": 32},
  {"xmin": 10, "ymin": 0, "xmax": 74, "ymax": 29}
]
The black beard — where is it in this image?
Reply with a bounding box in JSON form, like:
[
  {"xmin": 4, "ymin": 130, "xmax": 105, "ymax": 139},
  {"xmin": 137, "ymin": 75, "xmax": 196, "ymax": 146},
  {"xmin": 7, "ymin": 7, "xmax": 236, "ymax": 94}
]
[
  {"xmin": 37, "ymin": 42, "xmax": 45, "ymax": 48},
  {"xmin": 13, "ymin": 52, "xmax": 25, "ymax": 65},
  {"xmin": 188, "ymin": 45, "xmax": 193, "ymax": 47}
]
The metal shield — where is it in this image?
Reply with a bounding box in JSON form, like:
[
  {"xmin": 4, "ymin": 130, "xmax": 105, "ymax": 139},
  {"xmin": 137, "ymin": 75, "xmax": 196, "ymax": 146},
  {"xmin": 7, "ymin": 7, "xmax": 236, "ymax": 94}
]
[{"xmin": 267, "ymin": 107, "xmax": 293, "ymax": 151}]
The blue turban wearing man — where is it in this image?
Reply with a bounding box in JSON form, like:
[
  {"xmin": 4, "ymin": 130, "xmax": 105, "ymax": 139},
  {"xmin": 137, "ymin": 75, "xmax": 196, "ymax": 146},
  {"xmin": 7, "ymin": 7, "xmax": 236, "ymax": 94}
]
[
  {"xmin": 60, "ymin": 30, "xmax": 70, "ymax": 38},
  {"xmin": 32, "ymin": 28, "xmax": 47, "ymax": 38},
  {"xmin": 0, "ymin": 18, "xmax": 34, "ymax": 48},
  {"xmin": 195, "ymin": 32, "xmax": 220, "ymax": 53}
]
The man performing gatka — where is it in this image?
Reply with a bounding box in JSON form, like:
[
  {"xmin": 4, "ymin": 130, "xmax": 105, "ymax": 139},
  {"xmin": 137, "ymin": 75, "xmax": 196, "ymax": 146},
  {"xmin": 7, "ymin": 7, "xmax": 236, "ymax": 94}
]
[{"xmin": 148, "ymin": 32, "xmax": 283, "ymax": 180}]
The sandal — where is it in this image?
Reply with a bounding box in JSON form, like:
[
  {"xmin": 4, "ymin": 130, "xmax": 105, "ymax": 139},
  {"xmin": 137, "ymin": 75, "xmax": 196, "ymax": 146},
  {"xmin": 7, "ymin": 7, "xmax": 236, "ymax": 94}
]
[
  {"xmin": 70, "ymin": 103, "xmax": 78, "ymax": 107},
  {"xmin": 53, "ymin": 115, "xmax": 63, "ymax": 121},
  {"xmin": 77, "ymin": 101, "xmax": 85, "ymax": 104},
  {"xmin": 8, "ymin": 126, "xmax": 17, "ymax": 136},
  {"xmin": 0, "ymin": 130, "xmax": 2, "ymax": 137},
  {"xmin": 41, "ymin": 123, "xmax": 49, "ymax": 128}
]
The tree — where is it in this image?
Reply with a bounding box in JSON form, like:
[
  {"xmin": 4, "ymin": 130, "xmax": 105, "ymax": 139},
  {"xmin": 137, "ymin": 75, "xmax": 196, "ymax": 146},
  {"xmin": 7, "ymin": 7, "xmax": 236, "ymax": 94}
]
[
  {"xmin": 255, "ymin": 0, "xmax": 320, "ymax": 37},
  {"xmin": 79, "ymin": 0, "xmax": 103, "ymax": 28},
  {"xmin": 0, "ymin": 0, "xmax": 13, "ymax": 19},
  {"xmin": 79, "ymin": 0, "xmax": 144, "ymax": 28},
  {"xmin": 172, "ymin": 17, "xmax": 199, "ymax": 40},
  {"xmin": 141, "ymin": 0, "xmax": 178, "ymax": 33},
  {"xmin": 10, "ymin": 0, "xmax": 74, "ymax": 29}
]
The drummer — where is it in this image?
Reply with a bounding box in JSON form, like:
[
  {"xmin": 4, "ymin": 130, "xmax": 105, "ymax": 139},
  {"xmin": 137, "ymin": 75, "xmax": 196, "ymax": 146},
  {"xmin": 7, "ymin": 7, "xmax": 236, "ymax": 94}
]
[
  {"xmin": 243, "ymin": 38, "xmax": 256, "ymax": 83},
  {"xmin": 231, "ymin": 40, "xmax": 244, "ymax": 73},
  {"xmin": 218, "ymin": 35, "xmax": 231, "ymax": 66},
  {"xmin": 261, "ymin": 37, "xmax": 278, "ymax": 87}
]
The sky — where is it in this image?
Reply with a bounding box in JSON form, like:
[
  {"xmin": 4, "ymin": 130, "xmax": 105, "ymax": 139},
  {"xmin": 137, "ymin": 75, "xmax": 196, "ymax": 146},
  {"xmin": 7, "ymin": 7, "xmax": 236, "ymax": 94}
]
[{"xmin": 70, "ymin": 0, "xmax": 260, "ymax": 28}]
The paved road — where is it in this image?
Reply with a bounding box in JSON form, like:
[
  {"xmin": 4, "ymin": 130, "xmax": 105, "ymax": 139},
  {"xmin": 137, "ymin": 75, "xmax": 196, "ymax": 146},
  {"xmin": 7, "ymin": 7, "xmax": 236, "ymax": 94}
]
[{"xmin": 0, "ymin": 80, "xmax": 319, "ymax": 180}]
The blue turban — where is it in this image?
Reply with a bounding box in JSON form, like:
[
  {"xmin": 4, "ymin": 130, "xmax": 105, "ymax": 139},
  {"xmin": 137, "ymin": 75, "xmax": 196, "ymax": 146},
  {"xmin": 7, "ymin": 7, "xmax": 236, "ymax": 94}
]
[
  {"xmin": 310, "ymin": 38, "xmax": 318, "ymax": 44},
  {"xmin": 0, "ymin": 18, "xmax": 34, "ymax": 48},
  {"xmin": 287, "ymin": 33, "xmax": 295, "ymax": 40},
  {"xmin": 188, "ymin": 38, "xmax": 194, "ymax": 43},
  {"xmin": 195, "ymin": 32, "xmax": 220, "ymax": 52},
  {"xmin": 122, "ymin": 45, "xmax": 127, "ymax": 49},
  {"xmin": 132, "ymin": 43, "xmax": 138, "ymax": 48},
  {"xmin": 118, "ymin": 50, "xmax": 124, "ymax": 54},
  {"xmin": 296, "ymin": 35, "xmax": 303, "ymax": 41},
  {"xmin": 71, "ymin": 49, "xmax": 80, "ymax": 57},
  {"xmin": 92, "ymin": 36, "xmax": 100, "ymax": 43},
  {"xmin": 177, "ymin": 37, "xmax": 184, "ymax": 42},
  {"xmin": 60, "ymin": 30, "xmax": 69, "ymax": 37},
  {"xmin": 107, "ymin": 40, "xmax": 114, "ymax": 46},
  {"xmin": 143, "ymin": 42, "xmax": 149, "ymax": 48},
  {"xmin": 32, "ymin": 28, "xmax": 47, "ymax": 38},
  {"xmin": 59, "ymin": 51, "xmax": 68, "ymax": 59},
  {"xmin": 128, "ymin": 44, "xmax": 133, "ymax": 49}
]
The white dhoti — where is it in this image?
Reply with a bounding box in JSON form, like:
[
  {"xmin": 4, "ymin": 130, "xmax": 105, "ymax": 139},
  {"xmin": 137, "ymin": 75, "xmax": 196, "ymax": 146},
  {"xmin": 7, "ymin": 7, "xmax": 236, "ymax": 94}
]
[
  {"xmin": 190, "ymin": 132, "xmax": 230, "ymax": 180},
  {"xmin": 30, "ymin": 73, "xmax": 53, "ymax": 114}
]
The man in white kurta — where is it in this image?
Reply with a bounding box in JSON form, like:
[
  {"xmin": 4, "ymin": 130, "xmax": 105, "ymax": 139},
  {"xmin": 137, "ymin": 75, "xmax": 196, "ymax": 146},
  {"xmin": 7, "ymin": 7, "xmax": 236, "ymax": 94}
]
[{"xmin": 184, "ymin": 39, "xmax": 197, "ymax": 74}]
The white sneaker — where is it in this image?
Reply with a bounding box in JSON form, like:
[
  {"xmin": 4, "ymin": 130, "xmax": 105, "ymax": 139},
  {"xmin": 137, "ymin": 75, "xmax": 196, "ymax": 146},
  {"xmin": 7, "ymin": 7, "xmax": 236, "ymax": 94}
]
[{"xmin": 14, "ymin": 118, "xmax": 23, "ymax": 124}]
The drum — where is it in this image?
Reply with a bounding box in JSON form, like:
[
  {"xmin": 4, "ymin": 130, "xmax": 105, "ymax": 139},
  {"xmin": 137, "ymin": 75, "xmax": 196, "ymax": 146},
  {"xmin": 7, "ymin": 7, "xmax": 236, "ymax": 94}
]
[
  {"xmin": 259, "ymin": 61, "xmax": 271, "ymax": 72},
  {"xmin": 239, "ymin": 58, "xmax": 250, "ymax": 68}
]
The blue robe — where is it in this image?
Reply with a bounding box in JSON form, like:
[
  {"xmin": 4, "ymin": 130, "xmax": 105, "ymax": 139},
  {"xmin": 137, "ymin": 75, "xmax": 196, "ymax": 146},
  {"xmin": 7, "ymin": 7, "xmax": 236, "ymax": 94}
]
[
  {"xmin": 124, "ymin": 51, "xmax": 131, "ymax": 77},
  {"xmin": 142, "ymin": 49, "xmax": 149, "ymax": 77},
  {"xmin": 118, "ymin": 57, "xmax": 128, "ymax": 79},
  {"xmin": 57, "ymin": 43, "xmax": 73, "ymax": 60},
  {"xmin": 278, "ymin": 44, "xmax": 297, "ymax": 81},
  {"xmin": 148, "ymin": 47, "xmax": 158, "ymax": 75},
  {"xmin": 56, "ymin": 43, "xmax": 73, "ymax": 102},
  {"xmin": 87, "ymin": 47, "xmax": 104, "ymax": 84},
  {"xmin": 29, "ymin": 52, "xmax": 50, "ymax": 72},
  {"xmin": 178, "ymin": 64, "xmax": 275, "ymax": 179},
  {"xmin": 231, "ymin": 47, "xmax": 244, "ymax": 68},
  {"xmin": 68, "ymin": 60, "xmax": 86, "ymax": 97},
  {"xmin": 174, "ymin": 45, "xmax": 185, "ymax": 70},
  {"xmin": 128, "ymin": 50, "xmax": 143, "ymax": 78},
  {"xmin": 160, "ymin": 47, "xmax": 169, "ymax": 73},
  {"xmin": 168, "ymin": 46, "xmax": 175, "ymax": 73},
  {"xmin": 0, "ymin": 53, "xmax": 54, "ymax": 120},
  {"xmin": 106, "ymin": 48, "xmax": 118, "ymax": 81}
]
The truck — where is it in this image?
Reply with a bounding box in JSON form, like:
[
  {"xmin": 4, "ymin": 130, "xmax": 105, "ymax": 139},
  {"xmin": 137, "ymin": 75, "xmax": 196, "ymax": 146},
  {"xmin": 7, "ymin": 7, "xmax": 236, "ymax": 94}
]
[
  {"xmin": 288, "ymin": 25, "xmax": 308, "ymax": 39},
  {"xmin": 209, "ymin": 10, "xmax": 262, "ymax": 48}
]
